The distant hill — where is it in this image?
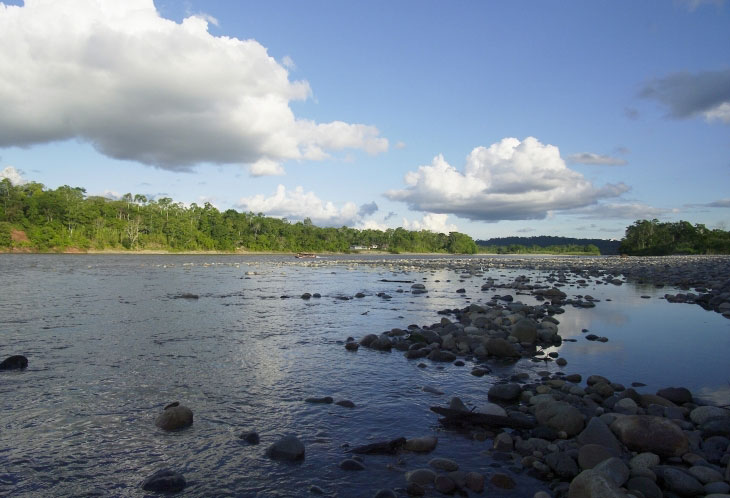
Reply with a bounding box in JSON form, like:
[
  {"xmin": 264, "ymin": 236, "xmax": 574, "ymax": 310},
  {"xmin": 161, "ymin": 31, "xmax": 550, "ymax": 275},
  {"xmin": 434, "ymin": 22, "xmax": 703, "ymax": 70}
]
[{"xmin": 476, "ymin": 236, "xmax": 621, "ymax": 255}]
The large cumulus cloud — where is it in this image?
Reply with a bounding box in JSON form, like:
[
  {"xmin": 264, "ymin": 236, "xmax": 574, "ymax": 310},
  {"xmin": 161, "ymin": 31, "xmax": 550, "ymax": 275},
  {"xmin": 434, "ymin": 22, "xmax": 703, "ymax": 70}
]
[
  {"xmin": 386, "ymin": 137, "xmax": 629, "ymax": 222},
  {"xmin": 238, "ymin": 185, "xmax": 379, "ymax": 227},
  {"xmin": 0, "ymin": 0, "xmax": 387, "ymax": 173}
]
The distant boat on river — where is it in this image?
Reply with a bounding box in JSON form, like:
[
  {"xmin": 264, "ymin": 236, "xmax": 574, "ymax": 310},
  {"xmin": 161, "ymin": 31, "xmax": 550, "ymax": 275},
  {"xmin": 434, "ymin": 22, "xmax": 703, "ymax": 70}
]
[{"xmin": 295, "ymin": 252, "xmax": 318, "ymax": 259}]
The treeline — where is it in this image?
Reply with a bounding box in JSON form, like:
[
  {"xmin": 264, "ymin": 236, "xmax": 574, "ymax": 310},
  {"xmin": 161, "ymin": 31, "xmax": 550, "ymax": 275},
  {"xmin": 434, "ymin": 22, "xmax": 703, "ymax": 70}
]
[
  {"xmin": 477, "ymin": 243, "xmax": 601, "ymax": 255},
  {"xmin": 0, "ymin": 179, "xmax": 478, "ymax": 254},
  {"xmin": 619, "ymin": 219, "xmax": 730, "ymax": 255},
  {"xmin": 477, "ymin": 236, "xmax": 620, "ymax": 255}
]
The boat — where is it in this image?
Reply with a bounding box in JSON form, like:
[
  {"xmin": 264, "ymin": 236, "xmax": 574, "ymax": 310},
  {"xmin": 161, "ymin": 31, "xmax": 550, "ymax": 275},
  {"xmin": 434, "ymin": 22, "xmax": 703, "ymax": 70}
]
[{"xmin": 295, "ymin": 252, "xmax": 317, "ymax": 259}]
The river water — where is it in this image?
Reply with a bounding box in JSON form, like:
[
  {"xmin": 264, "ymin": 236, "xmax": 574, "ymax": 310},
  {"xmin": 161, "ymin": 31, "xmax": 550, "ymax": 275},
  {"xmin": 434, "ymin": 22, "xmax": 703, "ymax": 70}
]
[{"xmin": 0, "ymin": 254, "xmax": 728, "ymax": 497}]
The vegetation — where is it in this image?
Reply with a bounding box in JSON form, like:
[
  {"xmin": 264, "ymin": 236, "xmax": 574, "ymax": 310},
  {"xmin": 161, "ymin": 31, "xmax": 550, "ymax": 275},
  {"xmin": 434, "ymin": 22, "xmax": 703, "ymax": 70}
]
[
  {"xmin": 0, "ymin": 179, "xmax": 478, "ymax": 254},
  {"xmin": 619, "ymin": 219, "xmax": 730, "ymax": 255},
  {"xmin": 477, "ymin": 236, "xmax": 620, "ymax": 255},
  {"xmin": 477, "ymin": 243, "xmax": 601, "ymax": 255}
]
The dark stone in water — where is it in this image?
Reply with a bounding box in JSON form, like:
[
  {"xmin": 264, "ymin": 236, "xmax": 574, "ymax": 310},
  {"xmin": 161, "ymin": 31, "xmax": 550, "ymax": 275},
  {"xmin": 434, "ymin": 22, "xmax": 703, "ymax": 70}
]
[
  {"xmin": 351, "ymin": 437, "xmax": 406, "ymax": 455},
  {"xmin": 305, "ymin": 396, "xmax": 333, "ymax": 404},
  {"xmin": 141, "ymin": 468, "xmax": 186, "ymax": 493},
  {"xmin": 339, "ymin": 458, "xmax": 365, "ymax": 471},
  {"xmin": 0, "ymin": 355, "xmax": 28, "ymax": 370},
  {"xmin": 335, "ymin": 400, "xmax": 355, "ymax": 408},
  {"xmin": 239, "ymin": 431, "xmax": 260, "ymax": 444}
]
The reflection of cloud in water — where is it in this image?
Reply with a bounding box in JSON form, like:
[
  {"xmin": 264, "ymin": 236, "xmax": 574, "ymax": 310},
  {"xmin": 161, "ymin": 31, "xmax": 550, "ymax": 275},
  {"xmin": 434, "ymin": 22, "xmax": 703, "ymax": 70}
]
[
  {"xmin": 697, "ymin": 384, "xmax": 730, "ymax": 407},
  {"xmin": 561, "ymin": 341, "xmax": 625, "ymax": 356}
]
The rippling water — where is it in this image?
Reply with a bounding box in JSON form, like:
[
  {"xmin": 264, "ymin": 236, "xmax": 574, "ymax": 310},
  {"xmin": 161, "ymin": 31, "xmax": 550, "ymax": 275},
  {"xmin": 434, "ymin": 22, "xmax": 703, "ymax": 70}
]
[{"xmin": 0, "ymin": 254, "xmax": 728, "ymax": 497}]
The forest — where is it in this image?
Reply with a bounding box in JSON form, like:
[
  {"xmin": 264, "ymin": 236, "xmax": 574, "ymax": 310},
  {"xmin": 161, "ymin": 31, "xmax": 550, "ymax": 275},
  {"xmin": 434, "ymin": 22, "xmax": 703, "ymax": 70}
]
[
  {"xmin": 0, "ymin": 179, "xmax": 478, "ymax": 254},
  {"xmin": 476, "ymin": 236, "xmax": 620, "ymax": 255},
  {"xmin": 618, "ymin": 219, "xmax": 730, "ymax": 255}
]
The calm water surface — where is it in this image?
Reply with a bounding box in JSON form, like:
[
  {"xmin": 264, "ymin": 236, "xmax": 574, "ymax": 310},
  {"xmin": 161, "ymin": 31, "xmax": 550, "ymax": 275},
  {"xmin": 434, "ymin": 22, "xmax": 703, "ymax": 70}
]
[{"xmin": 0, "ymin": 254, "xmax": 728, "ymax": 497}]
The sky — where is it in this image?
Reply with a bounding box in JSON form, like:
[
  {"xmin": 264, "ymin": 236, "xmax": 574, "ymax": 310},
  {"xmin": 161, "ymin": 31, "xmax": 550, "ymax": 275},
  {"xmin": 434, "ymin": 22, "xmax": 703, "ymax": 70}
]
[{"xmin": 0, "ymin": 0, "xmax": 728, "ymax": 240}]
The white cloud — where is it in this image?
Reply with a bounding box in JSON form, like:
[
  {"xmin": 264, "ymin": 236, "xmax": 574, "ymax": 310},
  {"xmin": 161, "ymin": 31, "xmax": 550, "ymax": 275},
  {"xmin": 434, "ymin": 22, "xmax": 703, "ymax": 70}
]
[
  {"xmin": 403, "ymin": 213, "xmax": 458, "ymax": 234},
  {"xmin": 567, "ymin": 152, "xmax": 628, "ymax": 166},
  {"xmin": 0, "ymin": 166, "xmax": 26, "ymax": 185},
  {"xmin": 706, "ymin": 198, "xmax": 730, "ymax": 208},
  {"xmin": 237, "ymin": 185, "xmax": 362, "ymax": 226},
  {"xmin": 0, "ymin": 0, "xmax": 387, "ymax": 173},
  {"xmin": 676, "ymin": 0, "xmax": 725, "ymax": 11},
  {"xmin": 357, "ymin": 219, "xmax": 389, "ymax": 231},
  {"xmin": 281, "ymin": 55, "xmax": 296, "ymax": 70},
  {"xmin": 249, "ymin": 159, "xmax": 285, "ymax": 177},
  {"xmin": 102, "ymin": 190, "xmax": 121, "ymax": 200},
  {"xmin": 704, "ymin": 102, "xmax": 730, "ymax": 123},
  {"xmin": 386, "ymin": 137, "xmax": 629, "ymax": 221},
  {"xmin": 395, "ymin": 141, "xmax": 407, "ymax": 150},
  {"xmin": 571, "ymin": 202, "xmax": 672, "ymax": 220}
]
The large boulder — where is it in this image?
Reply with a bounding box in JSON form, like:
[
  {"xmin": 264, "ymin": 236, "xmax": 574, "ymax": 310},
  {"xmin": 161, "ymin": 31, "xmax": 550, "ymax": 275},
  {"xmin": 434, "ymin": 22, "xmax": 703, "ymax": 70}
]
[
  {"xmin": 610, "ymin": 415, "xmax": 688, "ymax": 458},
  {"xmin": 266, "ymin": 435, "xmax": 305, "ymax": 461},
  {"xmin": 653, "ymin": 466, "xmax": 704, "ymax": 496},
  {"xmin": 0, "ymin": 355, "xmax": 28, "ymax": 370},
  {"xmin": 404, "ymin": 435, "xmax": 438, "ymax": 453},
  {"xmin": 535, "ymin": 401, "xmax": 585, "ymax": 437},
  {"xmin": 568, "ymin": 469, "xmax": 627, "ymax": 498},
  {"xmin": 512, "ymin": 318, "xmax": 538, "ymax": 343},
  {"xmin": 486, "ymin": 338, "xmax": 519, "ymax": 358},
  {"xmin": 656, "ymin": 387, "xmax": 692, "ymax": 405},
  {"xmin": 577, "ymin": 417, "xmax": 623, "ymax": 453},
  {"xmin": 154, "ymin": 403, "xmax": 193, "ymax": 431}
]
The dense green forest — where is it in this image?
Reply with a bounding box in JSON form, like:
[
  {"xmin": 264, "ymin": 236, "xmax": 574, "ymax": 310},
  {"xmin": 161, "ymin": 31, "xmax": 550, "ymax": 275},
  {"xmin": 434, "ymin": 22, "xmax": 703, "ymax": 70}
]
[
  {"xmin": 0, "ymin": 179, "xmax": 478, "ymax": 254},
  {"xmin": 476, "ymin": 243, "xmax": 601, "ymax": 255},
  {"xmin": 619, "ymin": 219, "xmax": 730, "ymax": 255},
  {"xmin": 477, "ymin": 236, "xmax": 620, "ymax": 255}
]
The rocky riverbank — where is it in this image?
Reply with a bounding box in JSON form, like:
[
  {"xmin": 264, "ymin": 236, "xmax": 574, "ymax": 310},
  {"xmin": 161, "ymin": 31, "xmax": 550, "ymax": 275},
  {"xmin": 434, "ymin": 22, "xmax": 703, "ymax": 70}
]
[{"xmin": 338, "ymin": 255, "xmax": 730, "ymax": 497}]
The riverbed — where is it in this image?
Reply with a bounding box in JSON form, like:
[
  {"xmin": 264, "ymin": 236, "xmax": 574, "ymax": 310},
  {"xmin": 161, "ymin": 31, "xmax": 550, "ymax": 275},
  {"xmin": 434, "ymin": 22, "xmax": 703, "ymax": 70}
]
[{"xmin": 0, "ymin": 254, "xmax": 728, "ymax": 496}]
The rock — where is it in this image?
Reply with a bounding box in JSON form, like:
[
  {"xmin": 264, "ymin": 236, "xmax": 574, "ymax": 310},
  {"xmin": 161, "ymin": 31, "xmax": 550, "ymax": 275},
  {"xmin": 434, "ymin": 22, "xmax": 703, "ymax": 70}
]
[
  {"xmin": 305, "ymin": 396, "xmax": 333, "ymax": 404},
  {"xmin": 345, "ymin": 342, "xmax": 359, "ymax": 351},
  {"xmin": 405, "ymin": 468, "xmax": 436, "ymax": 486},
  {"xmin": 427, "ymin": 349, "xmax": 456, "ymax": 362},
  {"xmin": 465, "ymin": 472, "xmax": 485, "ymax": 492},
  {"xmin": 360, "ymin": 334, "xmax": 378, "ymax": 347},
  {"xmin": 488, "ymin": 383, "xmax": 522, "ymax": 402},
  {"xmin": 371, "ymin": 336, "xmax": 392, "ymax": 351},
  {"xmin": 429, "ymin": 457, "xmax": 459, "ymax": 471},
  {"xmin": 475, "ymin": 402, "xmax": 507, "ymax": 417},
  {"xmin": 568, "ymin": 469, "xmax": 627, "ymax": 498},
  {"xmin": 611, "ymin": 415, "xmax": 688, "ymax": 457},
  {"xmin": 704, "ymin": 481, "xmax": 730, "ymax": 494},
  {"xmin": 535, "ymin": 400, "xmax": 585, "ymax": 436},
  {"xmin": 154, "ymin": 403, "xmax": 193, "ymax": 431},
  {"xmin": 577, "ymin": 417, "xmax": 623, "ymax": 453},
  {"xmin": 405, "ymin": 482, "xmax": 425, "ymax": 496},
  {"xmin": 422, "ymin": 385, "xmax": 444, "ymax": 395},
  {"xmin": 654, "ymin": 466, "xmax": 704, "ymax": 496},
  {"xmin": 373, "ymin": 490, "xmax": 397, "ymax": 498},
  {"xmin": 339, "ymin": 459, "xmax": 365, "ymax": 471},
  {"xmin": 700, "ymin": 417, "xmax": 730, "ymax": 438},
  {"xmin": 578, "ymin": 443, "xmax": 620, "ymax": 470},
  {"xmin": 688, "ymin": 465, "xmax": 724, "ymax": 484},
  {"xmin": 301, "ymin": 292, "xmax": 311, "ymax": 299},
  {"xmin": 691, "ymin": 406, "xmax": 729, "ymax": 425},
  {"xmin": 434, "ymin": 475, "xmax": 457, "ymax": 494},
  {"xmin": 486, "ymin": 338, "xmax": 520, "ymax": 358},
  {"xmin": 657, "ymin": 387, "xmax": 693, "ymax": 405},
  {"xmin": 639, "ymin": 394, "xmax": 676, "ymax": 409},
  {"xmin": 556, "ymin": 358, "xmax": 568, "ymax": 366},
  {"xmin": 629, "ymin": 452, "xmax": 660, "ymax": 475},
  {"xmin": 614, "ymin": 398, "xmax": 639, "ymax": 415},
  {"xmin": 141, "ymin": 468, "xmax": 186, "ymax": 493},
  {"xmin": 351, "ymin": 437, "xmax": 406, "ymax": 455},
  {"xmin": 512, "ymin": 318, "xmax": 538, "ymax": 343},
  {"xmin": 490, "ymin": 473, "xmax": 516, "ymax": 489},
  {"xmin": 626, "ymin": 476, "xmax": 663, "ymax": 498},
  {"xmin": 494, "ymin": 432, "xmax": 514, "ymax": 451},
  {"xmin": 404, "ymin": 436, "xmax": 437, "ymax": 453},
  {"xmin": 239, "ymin": 431, "xmax": 260, "ymax": 444},
  {"xmin": 592, "ymin": 457, "xmax": 630, "ymax": 487},
  {"xmin": 0, "ymin": 355, "xmax": 28, "ymax": 370},
  {"xmin": 449, "ymin": 397, "xmax": 468, "ymax": 412},
  {"xmin": 335, "ymin": 400, "xmax": 355, "ymax": 408},
  {"xmin": 266, "ymin": 435, "xmax": 305, "ymax": 461},
  {"xmin": 545, "ymin": 452, "xmax": 580, "ymax": 478}
]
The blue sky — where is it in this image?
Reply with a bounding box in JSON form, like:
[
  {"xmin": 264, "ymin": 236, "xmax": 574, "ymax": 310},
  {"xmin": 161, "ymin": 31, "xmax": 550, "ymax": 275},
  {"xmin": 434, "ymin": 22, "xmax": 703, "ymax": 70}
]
[{"xmin": 1, "ymin": 0, "xmax": 728, "ymax": 240}]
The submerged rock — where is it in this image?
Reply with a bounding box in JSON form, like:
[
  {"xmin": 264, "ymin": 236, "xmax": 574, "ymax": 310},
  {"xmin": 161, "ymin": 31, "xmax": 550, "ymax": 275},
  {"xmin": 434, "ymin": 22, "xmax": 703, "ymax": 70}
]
[
  {"xmin": 266, "ymin": 435, "xmax": 305, "ymax": 461},
  {"xmin": 154, "ymin": 403, "xmax": 193, "ymax": 431},
  {"xmin": 141, "ymin": 468, "xmax": 186, "ymax": 493}
]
